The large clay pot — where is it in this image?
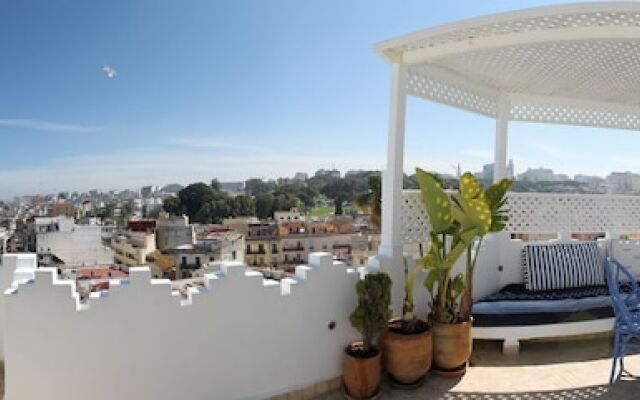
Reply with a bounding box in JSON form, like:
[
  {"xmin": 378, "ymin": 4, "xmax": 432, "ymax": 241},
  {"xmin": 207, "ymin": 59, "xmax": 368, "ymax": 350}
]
[
  {"xmin": 343, "ymin": 343, "xmax": 381, "ymax": 399},
  {"xmin": 432, "ymin": 321, "xmax": 472, "ymax": 371},
  {"xmin": 383, "ymin": 327, "xmax": 432, "ymax": 384}
]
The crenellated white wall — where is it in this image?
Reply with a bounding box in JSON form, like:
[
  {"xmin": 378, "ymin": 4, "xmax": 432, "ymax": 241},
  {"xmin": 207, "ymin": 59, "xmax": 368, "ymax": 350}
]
[{"xmin": 4, "ymin": 253, "xmax": 360, "ymax": 400}]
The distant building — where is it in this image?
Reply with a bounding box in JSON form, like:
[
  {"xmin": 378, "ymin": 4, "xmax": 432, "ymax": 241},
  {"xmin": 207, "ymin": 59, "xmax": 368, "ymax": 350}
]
[
  {"xmin": 220, "ymin": 181, "xmax": 245, "ymax": 193},
  {"xmin": 606, "ymin": 171, "xmax": 640, "ymax": 193},
  {"xmin": 293, "ymin": 172, "xmax": 308, "ymax": 181},
  {"xmin": 314, "ymin": 169, "xmax": 341, "ymax": 179},
  {"xmin": 481, "ymin": 159, "xmax": 514, "ymax": 182},
  {"xmin": 161, "ymin": 183, "xmax": 184, "ymax": 193},
  {"xmin": 140, "ymin": 185, "xmax": 159, "ymax": 198},
  {"xmin": 34, "ymin": 216, "xmax": 114, "ymax": 267},
  {"xmin": 111, "ymin": 230, "xmax": 157, "ymax": 268},
  {"xmin": 156, "ymin": 213, "xmax": 195, "ymax": 251},
  {"xmin": 574, "ymin": 174, "xmax": 605, "ymax": 185},
  {"xmin": 166, "ymin": 231, "xmax": 244, "ymax": 279},
  {"xmin": 518, "ymin": 167, "xmax": 558, "ymax": 182}
]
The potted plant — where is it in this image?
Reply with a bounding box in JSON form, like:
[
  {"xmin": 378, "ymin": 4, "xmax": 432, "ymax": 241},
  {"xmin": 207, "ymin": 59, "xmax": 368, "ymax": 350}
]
[
  {"xmin": 382, "ymin": 256, "xmax": 432, "ymax": 387},
  {"xmin": 416, "ymin": 168, "xmax": 510, "ymax": 376},
  {"xmin": 344, "ymin": 272, "xmax": 392, "ymax": 399}
]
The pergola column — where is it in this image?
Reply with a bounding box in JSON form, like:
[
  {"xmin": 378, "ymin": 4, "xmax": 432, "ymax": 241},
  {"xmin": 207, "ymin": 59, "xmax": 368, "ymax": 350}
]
[
  {"xmin": 493, "ymin": 95, "xmax": 510, "ymax": 182},
  {"xmin": 380, "ymin": 63, "xmax": 407, "ymax": 259}
]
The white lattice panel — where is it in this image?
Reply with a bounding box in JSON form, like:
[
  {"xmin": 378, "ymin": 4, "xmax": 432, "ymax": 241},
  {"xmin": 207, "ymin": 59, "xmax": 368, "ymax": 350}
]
[
  {"xmin": 378, "ymin": 3, "xmax": 640, "ymax": 131},
  {"xmin": 401, "ymin": 190, "xmax": 431, "ymax": 244},
  {"xmin": 407, "ymin": 66, "xmax": 497, "ymax": 117},
  {"xmin": 400, "ymin": 191, "xmax": 640, "ymax": 244},
  {"xmin": 378, "ymin": 6, "xmax": 640, "ymax": 58}
]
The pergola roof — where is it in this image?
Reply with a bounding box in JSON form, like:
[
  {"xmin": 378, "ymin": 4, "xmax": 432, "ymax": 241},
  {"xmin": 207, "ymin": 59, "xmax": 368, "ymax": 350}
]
[{"xmin": 375, "ymin": 2, "xmax": 640, "ymax": 130}]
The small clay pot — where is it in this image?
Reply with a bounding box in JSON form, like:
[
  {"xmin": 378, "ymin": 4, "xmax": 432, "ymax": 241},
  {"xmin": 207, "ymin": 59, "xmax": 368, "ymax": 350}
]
[{"xmin": 343, "ymin": 342, "xmax": 381, "ymax": 399}]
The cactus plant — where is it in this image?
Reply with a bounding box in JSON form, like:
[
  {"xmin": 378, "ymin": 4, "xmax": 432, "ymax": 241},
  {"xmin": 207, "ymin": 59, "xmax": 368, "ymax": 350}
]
[{"xmin": 349, "ymin": 272, "xmax": 392, "ymax": 354}]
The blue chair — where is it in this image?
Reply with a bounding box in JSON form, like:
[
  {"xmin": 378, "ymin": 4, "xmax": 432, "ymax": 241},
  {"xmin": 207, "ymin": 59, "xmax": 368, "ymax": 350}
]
[{"xmin": 604, "ymin": 257, "xmax": 640, "ymax": 384}]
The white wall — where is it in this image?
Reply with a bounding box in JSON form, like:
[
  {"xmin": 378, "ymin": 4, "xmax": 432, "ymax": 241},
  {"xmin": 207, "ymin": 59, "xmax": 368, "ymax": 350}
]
[
  {"xmin": 4, "ymin": 253, "xmax": 360, "ymax": 400},
  {"xmin": 0, "ymin": 254, "xmax": 36, "ymax": 361}
]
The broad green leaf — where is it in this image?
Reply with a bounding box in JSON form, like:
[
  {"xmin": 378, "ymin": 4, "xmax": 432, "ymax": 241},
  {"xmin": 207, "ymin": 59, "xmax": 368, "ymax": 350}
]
[
  {"xmin": 416, "ymin": 168, "xmax": 453, "ymax": 234},
  {"xmin": 459, "ymin": 173, "xmax": 483, "ymax": 201},
  {"xmin": 425, "ymin": 268, "xmax": 444, "ymax": 293},
  {"xmin": 451, "ymin": 273, "xmax": 464, "ymax": 295}
]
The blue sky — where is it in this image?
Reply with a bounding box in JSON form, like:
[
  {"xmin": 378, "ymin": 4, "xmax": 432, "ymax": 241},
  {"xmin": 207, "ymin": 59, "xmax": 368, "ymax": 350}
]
[{"xmin": 1, "ymin": 0, "xmax": 639, "ymax": 199}]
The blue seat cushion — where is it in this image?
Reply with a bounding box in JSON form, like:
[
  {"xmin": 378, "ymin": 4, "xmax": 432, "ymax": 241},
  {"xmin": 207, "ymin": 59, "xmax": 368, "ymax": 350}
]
[{"xmin": 472, "ymin": 284, "xmax": 613, "ymax": 327}]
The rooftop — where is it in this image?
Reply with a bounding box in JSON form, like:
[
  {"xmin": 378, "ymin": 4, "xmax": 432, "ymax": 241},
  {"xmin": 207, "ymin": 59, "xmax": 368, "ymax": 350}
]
[{"xmin": 318, "ymin": 337, "xmax": 640, "ymax": 400}]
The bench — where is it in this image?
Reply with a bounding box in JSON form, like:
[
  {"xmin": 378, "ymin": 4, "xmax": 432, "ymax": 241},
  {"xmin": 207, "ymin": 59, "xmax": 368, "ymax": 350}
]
[{"xmin": 472, "ymin": 241, "xmax": 615, "ymax": 354}]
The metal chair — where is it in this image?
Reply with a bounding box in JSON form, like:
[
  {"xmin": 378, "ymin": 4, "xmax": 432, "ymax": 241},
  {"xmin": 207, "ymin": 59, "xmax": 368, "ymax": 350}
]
[{"xmin": 604, "ymin": 257, "xmax": 640, "ymax": 384}]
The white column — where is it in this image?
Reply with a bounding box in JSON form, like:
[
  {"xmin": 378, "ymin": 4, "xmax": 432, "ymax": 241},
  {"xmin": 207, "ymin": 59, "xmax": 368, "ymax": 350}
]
[
  {"xmin": 379, "ymin": 63, "xmax": 407, "ymax": 259},
  {"xmin": 494, "ymin": 95, "xmax": 510, "ymax": 182}
]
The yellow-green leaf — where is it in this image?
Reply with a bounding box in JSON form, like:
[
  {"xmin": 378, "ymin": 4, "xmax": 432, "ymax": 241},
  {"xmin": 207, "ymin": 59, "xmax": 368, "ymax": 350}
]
[{"xmin": 416, "ymin": 168, "xmax": 453, "ymax": 234}]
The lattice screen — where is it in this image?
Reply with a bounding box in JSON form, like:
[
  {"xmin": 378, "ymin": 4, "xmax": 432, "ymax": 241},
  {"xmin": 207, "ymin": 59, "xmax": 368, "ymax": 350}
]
[{"xmin": 400, "ymin": 190, "xmax": 640, "ymax": 244}]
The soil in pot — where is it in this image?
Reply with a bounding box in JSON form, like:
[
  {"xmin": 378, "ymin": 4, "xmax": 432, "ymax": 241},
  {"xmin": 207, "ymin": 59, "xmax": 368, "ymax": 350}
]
[
  {"xmin": 432, "ymin": 320, "xmax": 472, "ymax": 374},
  {"xmin": 343, "ymin": 342, "xmax": 381, "ymax": 399},
  {"xmin": 384, "ymin": 318, "xmax": 432, "ymax": 387}
]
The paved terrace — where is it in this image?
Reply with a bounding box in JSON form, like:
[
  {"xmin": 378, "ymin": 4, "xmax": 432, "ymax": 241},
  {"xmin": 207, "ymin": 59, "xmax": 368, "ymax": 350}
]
[{"xmin": 320, "ymin": 337, "xmax": 640, "ymax": 400}]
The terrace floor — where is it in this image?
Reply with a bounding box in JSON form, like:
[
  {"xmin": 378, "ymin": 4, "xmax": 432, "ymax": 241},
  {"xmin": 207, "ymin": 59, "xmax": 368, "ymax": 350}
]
[{"xmin": 320, "ymin": 336, "xmax": 640, "ymax": 399}]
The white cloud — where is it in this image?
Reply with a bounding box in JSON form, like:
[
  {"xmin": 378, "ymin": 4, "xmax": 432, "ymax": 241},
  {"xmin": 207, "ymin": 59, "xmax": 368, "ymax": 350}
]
[
  {"xmin": 0, "ymin": 119, "xmax": 100, "ymax": 134},
  {"xmin": 166, "ymin": 137, "xmax": 232, "ymax": 149}
]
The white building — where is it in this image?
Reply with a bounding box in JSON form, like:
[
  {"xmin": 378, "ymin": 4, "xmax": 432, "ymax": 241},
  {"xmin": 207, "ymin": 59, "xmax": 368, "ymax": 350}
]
[
  {"xmin": 34, "ymin": 216, "xmax": 114, "ymax": 266},
  {"xmin": 606, "ymin": 171, "xmax": 640, "ymax": 193},
  {"xmin": 518, "ymin": 168, "xmax": 559, "ymax": 182},
  {"xmin": 156, "ymin": 213, "xmax": 195, "ymax": 251},
  {"xmin": 274, "ymin": 208, "xmax": 303, "ymax": 224}
]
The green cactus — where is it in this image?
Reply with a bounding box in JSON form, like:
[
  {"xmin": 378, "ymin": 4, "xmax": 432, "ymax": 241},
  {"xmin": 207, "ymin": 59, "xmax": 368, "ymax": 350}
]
[
  {"xmin": 349, "ymin": 272, "xmax": 392, "ymax": 353},
  {"xmin": 416, "ymin": 167, "xmax": 511, "ymax": 324}
]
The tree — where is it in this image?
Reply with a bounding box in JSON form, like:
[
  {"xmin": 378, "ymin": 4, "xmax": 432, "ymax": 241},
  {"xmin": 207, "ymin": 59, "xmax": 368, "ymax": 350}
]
[
  {"xmin": 355, "ymin": 174, "xmax": 382, "ymax": 229},
  {"xmin": 229, "ymin": 195, "xmax": 256, "ymax": 217},
  {"xmin": 245, "ymin": 178, "xmax": 275, "ymax": 196},
  {"xmin": 162, "ymin": 196, "xmax": 183, "ymax": 215},
  {"xmin": 255, "ymin": 193, "xmax": 274, "ymax": 219},
  {"xmin": 320, "ymin": 178, "xmax": 353, "ymax": 215},
  {"xmin": 178, "ymin": 183, "xmax": 215, "ymax": 218}
]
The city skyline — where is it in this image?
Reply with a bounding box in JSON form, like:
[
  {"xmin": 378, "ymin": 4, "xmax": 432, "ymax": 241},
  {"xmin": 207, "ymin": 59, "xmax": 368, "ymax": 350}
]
[{"xmin": 5, "ymin": 0, "xmax": 640, "ymax": 198}]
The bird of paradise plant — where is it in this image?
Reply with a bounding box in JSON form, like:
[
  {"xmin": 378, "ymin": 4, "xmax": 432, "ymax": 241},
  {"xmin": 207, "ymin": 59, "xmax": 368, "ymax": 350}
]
[{"xmin": 416, "ymin": 168, "xmax": 511, "ymax": 324}]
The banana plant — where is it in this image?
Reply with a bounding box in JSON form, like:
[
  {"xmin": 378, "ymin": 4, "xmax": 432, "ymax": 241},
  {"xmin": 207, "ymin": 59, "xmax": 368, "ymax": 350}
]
[{"xmin": 416, "ymin": 168, "xmax": 511, "ymax": 324}]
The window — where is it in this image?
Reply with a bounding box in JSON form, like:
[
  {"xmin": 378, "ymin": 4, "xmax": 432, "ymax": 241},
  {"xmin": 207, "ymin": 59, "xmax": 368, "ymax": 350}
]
[
  {"xmin": 232, "ymin": 251, "xmax": 236, "ymax": 260},
  {"xmin": 195, "ymin": 257, "xmax": 201, "ymax": 267},
  {"xmin": 181, "ymin": 256, "xmax": 187, "ymax": 266}
]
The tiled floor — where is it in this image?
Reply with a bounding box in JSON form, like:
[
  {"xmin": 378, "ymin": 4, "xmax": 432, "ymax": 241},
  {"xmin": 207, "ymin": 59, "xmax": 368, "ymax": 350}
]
[{"xmin": 320, "ymin": 337, "xmax": 640, "ymax": 399}]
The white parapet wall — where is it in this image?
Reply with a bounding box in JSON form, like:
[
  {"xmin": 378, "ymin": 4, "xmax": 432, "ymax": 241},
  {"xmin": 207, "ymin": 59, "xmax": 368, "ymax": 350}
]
[
  {"xmin": 4, "ymin": 252, "xmax": 360, "ymax": 400},
  {"xmin": 0, "ymin": 254, "xmax": 37, "ymax": 361}
]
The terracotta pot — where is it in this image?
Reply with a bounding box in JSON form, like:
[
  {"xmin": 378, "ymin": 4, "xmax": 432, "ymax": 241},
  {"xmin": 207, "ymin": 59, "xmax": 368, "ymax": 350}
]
[
  {"xmin": 432, "ymin": 320, "xmax": 472, "ymax": 371},
  {"xmin": 343, "ymin": 343, "xmax": 381, "ymax": 399},
  {"xmin": 383, "ymin": 328, "xmax": 432, "ymax": 384}
]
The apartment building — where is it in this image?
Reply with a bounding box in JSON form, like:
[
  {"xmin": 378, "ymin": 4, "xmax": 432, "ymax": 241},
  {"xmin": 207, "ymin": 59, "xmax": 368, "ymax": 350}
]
[
  {"xmin": 34, "ymin": 216, "xmax": 114, "ymax": 266},
  {"xmin": 156, "ymin": 213, "xmax": 195, "ymax": 250},
  {"xmin": 111, "ymin": 230, "xmax": 157, "ymax": 268}
]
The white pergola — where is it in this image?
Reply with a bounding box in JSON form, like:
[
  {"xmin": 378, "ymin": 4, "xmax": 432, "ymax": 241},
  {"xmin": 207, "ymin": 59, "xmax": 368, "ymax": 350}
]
[{"xmin": 374, "ymin": 2, "xmax": 640, "ymax": 261}]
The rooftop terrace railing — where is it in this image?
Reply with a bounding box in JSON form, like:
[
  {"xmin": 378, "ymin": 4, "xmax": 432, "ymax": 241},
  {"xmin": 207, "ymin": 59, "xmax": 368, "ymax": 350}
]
[
  {"xmin": 2, "ymin": 252, "xmax": 359, "ymax": 400},
  {"xmin": 401, "ymin": 190, "xmax": 640, "ymax": 244}
]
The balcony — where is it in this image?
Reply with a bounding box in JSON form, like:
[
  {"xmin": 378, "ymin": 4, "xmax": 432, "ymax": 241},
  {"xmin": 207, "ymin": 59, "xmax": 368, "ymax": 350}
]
[
  {"xmin": 246, "ymin": 248, "xmax": 266, "ymax": 255},
  {"xmin": 282, "ymin": 245, "xmax": 304, "ymax": 252},
  {"xmin": 6, "ymin": 3, "xmax": 640, "ymax": 400}
]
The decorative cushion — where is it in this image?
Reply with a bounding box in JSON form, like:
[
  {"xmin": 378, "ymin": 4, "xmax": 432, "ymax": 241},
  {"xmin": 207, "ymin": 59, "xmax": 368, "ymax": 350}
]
[{"xmin": 522, "ymin": 242, "xmax": 604, "ymax": 292}]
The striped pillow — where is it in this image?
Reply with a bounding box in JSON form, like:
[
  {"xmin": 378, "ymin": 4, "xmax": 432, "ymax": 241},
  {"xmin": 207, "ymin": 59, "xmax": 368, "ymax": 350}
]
[{"xmin": 522, "ymin": 242, "xmax": 604, "ymax": 292}]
